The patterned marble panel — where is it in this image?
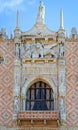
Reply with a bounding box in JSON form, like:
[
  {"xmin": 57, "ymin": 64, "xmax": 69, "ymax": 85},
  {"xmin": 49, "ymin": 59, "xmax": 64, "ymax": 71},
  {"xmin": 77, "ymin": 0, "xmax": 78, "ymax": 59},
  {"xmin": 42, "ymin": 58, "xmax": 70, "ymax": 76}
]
[
  {"xmin": 0, "ymin": 41, "xmax": 14, "ymax": 126},
  {"xmin": 66, "ymin": 42, "xmax": 78, "ymax": 126}
]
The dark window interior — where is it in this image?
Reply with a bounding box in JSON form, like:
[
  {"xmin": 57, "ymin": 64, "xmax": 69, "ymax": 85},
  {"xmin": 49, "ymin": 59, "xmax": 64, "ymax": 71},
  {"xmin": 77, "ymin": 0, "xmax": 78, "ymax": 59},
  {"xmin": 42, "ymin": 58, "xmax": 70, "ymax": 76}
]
[{"xmin": 26, "ymin": 81, "xmax": 54, "ymax": 111}]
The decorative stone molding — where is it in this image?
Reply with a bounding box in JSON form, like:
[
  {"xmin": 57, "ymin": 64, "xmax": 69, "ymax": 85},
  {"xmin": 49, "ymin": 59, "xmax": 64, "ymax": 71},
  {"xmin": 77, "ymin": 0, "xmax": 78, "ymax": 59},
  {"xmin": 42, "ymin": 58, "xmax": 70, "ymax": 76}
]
[
  {"xmin": 13, "ymin": 58, "xmax": 21, "ymax": 118},
  {"xmin": 59, "ymin": 58, "xmax": 66, "ymax": 124}
]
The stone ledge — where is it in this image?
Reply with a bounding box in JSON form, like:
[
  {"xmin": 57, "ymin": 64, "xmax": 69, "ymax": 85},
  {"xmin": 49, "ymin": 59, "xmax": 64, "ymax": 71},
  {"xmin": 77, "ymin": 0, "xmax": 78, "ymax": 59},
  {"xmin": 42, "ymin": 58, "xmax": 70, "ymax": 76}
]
[{"xmin": 1, "ymin": 126, "xmax": 78, "ymax": 130}]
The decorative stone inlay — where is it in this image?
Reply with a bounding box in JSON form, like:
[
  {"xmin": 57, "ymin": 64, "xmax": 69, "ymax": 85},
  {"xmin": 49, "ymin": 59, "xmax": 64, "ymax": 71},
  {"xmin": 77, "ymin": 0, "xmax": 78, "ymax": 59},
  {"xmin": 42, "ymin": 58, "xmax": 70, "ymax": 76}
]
[
  {"xmin": 3, "ymin": 75, "xmax": 10, "ymax": 83},
  {"xmin": 3, "ymin": 112, "xmax": 9, "ymax": 119},
  {"xmin": 70, "ymin": 57, "xmax": 76, "ymax": 65},
  {"xmin": 69, "ymin": 75, "xmax": 76, "ymax": 83},
  {"xmin": 0, "ymin": 42, "xmax": 14, "ymax": 126}
]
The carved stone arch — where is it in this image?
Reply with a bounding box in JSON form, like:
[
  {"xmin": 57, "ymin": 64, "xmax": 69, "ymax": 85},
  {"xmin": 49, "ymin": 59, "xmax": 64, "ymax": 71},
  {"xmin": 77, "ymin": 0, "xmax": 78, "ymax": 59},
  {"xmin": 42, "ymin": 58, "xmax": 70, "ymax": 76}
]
[
  {"xmin": 22, "ymin": 76, "xmax": 57, "ymax": 111},
  {"xmin": 22, "ymin": 76, "xmax": 56, "ymax": 97}
]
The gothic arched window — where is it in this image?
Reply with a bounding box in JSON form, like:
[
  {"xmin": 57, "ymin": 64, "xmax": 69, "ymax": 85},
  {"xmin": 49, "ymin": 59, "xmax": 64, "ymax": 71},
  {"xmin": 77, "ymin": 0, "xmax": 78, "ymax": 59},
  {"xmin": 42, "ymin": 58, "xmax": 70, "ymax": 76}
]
[{"xmin": 26, "ymin": 81, "xmax": 54, "ymax": 111}]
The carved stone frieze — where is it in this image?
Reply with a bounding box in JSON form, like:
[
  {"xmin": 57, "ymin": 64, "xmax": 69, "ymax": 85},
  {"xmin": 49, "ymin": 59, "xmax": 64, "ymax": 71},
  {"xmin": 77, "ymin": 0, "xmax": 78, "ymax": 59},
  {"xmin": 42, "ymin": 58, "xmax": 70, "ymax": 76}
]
[{"xmin": 16, "ymin": 42, "xmax": 60, "ymax": 59}]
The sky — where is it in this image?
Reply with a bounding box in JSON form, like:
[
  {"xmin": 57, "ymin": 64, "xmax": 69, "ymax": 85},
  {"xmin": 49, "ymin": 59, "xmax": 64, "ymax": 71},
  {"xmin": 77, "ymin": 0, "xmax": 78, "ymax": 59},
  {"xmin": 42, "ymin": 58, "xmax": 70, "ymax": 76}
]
[{"xmin": 0, "ymin": 0, "xmax": 78, "ymax": 37}]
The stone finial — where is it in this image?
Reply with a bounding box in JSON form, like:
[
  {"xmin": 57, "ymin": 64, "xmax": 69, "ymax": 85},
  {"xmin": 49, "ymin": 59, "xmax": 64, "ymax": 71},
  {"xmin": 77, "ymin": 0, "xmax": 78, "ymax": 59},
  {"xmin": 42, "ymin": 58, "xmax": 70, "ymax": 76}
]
[
  {"xmin": 71, "ymin": 27, "xmax": 77, "ymax": 39},
  {"xmin": 60, "ymin": 9, "xmax": 64, "ymax": 30},
  {"xmin": 14, "ymin": 10, "xmax": 21, "ymax": 37},
  {"xmin": 71, "ymin": 27, "xmax": 77, "ymax": 35},
  {"xmin": 10, "ymin": 28, "xmax": 13, "ymax": 39},
  {"xmin": 16, "ymin": 10, "xmax": 20, "ymax": 29}
]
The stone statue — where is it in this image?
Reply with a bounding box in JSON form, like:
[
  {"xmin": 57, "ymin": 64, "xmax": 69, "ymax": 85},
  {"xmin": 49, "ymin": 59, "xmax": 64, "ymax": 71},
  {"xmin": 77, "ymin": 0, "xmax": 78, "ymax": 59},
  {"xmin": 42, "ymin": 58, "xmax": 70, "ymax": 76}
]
[
  {"xmin": 39, "ymin": 1, "xmax": 45, "ymax": 20},
  {"xmin": 23, "ymin": 44, "xmax": 31, "ymax": 58},
  {"xmin": 14, "ymin": 97, "xmax": 19, "ymax": 112},
  {"xmin": 33, "ymin": 42, "xmax": 43, "ymax": 58},
  {"xmin": 22, "ymin": 78, "xmax": 27, "ymax": 94},
  {"xmin": 59, "ymin": 71, "xmax": 66, "ymax": 96},
  {"xmin": 15, "ymin": 44, "xmax": 19, "ymax": 57},
  {"xmin": 60, "ymin": 98, "xmax": 66, "ymax": 121},
  {"xmin": 28, "ymin": 42, "xmax": 44, "ymax": 58},
  {"xmin": 36, "ymin": 1, "xmax": 45, "ymax": 24},
  {"xmin": 59, "ymin": 44, "xmax": 64, "ymax": 57},
  {"xmin": 20, "ymin": 43, "xmax": 25, "ymax": 57}
]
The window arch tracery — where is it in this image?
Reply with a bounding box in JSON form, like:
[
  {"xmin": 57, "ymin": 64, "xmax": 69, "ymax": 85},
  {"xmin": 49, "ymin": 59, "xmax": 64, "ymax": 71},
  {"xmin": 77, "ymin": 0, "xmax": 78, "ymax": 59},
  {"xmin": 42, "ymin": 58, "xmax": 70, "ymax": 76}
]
[{"xmin": 26, "ymin": 81, "xmax": 54, "ymax": 111}]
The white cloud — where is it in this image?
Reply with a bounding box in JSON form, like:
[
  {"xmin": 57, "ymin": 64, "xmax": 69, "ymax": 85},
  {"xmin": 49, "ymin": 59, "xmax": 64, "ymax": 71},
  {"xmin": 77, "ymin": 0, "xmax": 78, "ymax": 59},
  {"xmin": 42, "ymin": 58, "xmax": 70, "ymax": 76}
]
[
  {"xmin": 0, "ymin": 0, "xmax": 24, "ymax": 12},
  {"xmin": 28, "ymin": 0, "xmax": 36, "ymax": 5}
]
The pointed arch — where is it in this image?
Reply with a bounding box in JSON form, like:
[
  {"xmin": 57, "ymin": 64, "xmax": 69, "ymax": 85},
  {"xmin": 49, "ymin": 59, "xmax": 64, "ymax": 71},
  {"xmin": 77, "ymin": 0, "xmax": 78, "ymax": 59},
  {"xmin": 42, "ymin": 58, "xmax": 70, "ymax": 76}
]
[
  {"xmin": 22, "ymin": 76, "xmax": 56, "ymax": 98},
  {"xmin": 22, "ymin": 76, "xmax": 58, "ymax": 111},
  {"xmin": 26, "ymin": 81, "xmax": 54, "ymax": 111}
]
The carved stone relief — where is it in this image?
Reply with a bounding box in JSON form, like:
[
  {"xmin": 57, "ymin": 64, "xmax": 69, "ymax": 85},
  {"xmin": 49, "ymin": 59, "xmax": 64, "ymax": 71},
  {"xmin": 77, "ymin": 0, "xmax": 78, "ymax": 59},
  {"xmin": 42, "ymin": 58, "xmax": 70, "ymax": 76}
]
[
  {"xmin": 59, "ymin": 44, "xmax": 64, "ymax": 57},
  {"xmin": 60, "ymin": 98, "xmax": 66, "ymax": 121},
  {"xmin": 14, "ymin": 97, "xmax": 20, "ymax": 113},
  {"xmin": 59, "ymin": 69, "xmax": 66, "ymax": 123},
  {"xmin": 16, "ymin": 42, "xmax": 60, "ymax": 59},
  {"xmin": 59, "ymin": 70, "xmax": 66, "ymax": 96},
  {"xmin": 15, "ymin": 41, "xmax": 65, "ymax": 59},
  {"xmin": 13, "ymin": 59, "xmax": 21, "ymax": 115},
  {"xmin": 14, "ymin": 68, "xmax": 21, "ymax": 96},
  {"xmin": 15, "ymin": 43, "xmax": 20, "ymax": 57}
]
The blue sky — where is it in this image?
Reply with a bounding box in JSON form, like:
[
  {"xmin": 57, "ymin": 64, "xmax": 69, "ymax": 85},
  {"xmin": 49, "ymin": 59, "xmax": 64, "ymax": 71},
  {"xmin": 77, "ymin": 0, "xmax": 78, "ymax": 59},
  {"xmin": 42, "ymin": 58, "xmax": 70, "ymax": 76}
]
[{"xmin": 0, "ymin": 0, "xmax": 78, "ymax": 37}]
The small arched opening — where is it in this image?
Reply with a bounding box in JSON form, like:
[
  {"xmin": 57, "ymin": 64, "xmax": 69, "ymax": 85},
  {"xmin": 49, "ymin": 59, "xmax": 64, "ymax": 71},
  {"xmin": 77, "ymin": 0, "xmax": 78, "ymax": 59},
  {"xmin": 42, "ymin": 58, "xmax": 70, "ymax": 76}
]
[{"xmin": 26, "ymin": 81, "xmax": 54, "ymax": 111}]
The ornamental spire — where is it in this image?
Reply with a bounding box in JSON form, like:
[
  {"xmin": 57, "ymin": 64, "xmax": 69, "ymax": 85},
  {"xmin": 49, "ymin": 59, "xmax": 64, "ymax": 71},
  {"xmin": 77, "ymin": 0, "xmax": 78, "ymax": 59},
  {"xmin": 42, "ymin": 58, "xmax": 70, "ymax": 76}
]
[
  {"xmin": 16, "ymin": 10, "xmax": 20, "ymax": 29},
  {"xmin": 60, "ymin": 9, "xmax": 64, "ymax": 30},
  {"xmin": 36, "ymin": 1, "xmax": 45, "ymax": 24},
  {"xmin": 14, "ymin": 10, "xmax": 21, "ymax": 37}
]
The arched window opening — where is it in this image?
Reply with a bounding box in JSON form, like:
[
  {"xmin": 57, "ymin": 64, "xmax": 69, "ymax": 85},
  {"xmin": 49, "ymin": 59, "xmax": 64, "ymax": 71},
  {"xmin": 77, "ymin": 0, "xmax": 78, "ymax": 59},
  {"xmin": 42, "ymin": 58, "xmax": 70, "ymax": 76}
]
[{"xmin": 26, "ymin": 81, "xmax": 54, "ymax": 111}]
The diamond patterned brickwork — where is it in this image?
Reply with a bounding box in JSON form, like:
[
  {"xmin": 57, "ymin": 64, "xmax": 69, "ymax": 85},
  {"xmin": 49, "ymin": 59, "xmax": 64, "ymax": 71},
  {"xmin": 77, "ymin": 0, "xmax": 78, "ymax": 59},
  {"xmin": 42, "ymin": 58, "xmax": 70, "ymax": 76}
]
[
  {"xmin": 0, "ymin": 40, "xmax": 14, "ymax": 126},
  {"xmin": 66, "ymin": 42, "xmax": 78, "ymax": 126}
]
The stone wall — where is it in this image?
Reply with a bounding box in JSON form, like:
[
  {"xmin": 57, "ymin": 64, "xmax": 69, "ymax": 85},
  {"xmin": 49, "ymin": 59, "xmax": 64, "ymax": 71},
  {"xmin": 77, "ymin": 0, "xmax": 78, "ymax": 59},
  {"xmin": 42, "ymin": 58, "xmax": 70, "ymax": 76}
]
[
  {"xmin": 0, "ymin": 40, "xmax": 14, "ymax": 126},
  {"xmin": 66, "ymin": 42, "xmax": 78, "ymax": 126},
  {"xmin": 0, "ymin": 38, "xmax": 78, "ymax": 127}
]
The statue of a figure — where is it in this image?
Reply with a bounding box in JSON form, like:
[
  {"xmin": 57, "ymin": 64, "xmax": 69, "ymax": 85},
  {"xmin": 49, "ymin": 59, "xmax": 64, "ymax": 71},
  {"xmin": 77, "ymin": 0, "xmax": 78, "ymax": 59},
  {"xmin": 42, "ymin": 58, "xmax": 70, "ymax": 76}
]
[
  {"xmin": 37, "ymin": 1, "xmax": 45, "ymax": 24},
  {"xmin": 16, "ymin": 44, "xmax": 20, "ymax": 57},
  {"xmin": 14, "ymin": 98, "xmax": 19, "ymax": 112},
  {"xmin": 23, "ymin": 44, "xmax": 31, "ymax": 58},
  {"xmin": 59, "ymin": 44, "xmax": 64, "ymax": 57},
  {"xmin": 31, "ymin": 42, "xmax": 44, "ymax": 58},
  {"xmin": 20, "ymin": 43, "xmax": 25, "ymax": 57},
  {"xmin": 60, "ymin": 98, "xmax": 66, "ymax": 121}
]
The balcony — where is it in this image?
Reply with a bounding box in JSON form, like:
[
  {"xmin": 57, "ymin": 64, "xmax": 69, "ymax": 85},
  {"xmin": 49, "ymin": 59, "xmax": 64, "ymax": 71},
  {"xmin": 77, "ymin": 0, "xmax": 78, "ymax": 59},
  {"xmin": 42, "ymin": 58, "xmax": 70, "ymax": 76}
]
[{"xmin": 17, "ymin": 111, "xmax": 59, "ymax": 120}]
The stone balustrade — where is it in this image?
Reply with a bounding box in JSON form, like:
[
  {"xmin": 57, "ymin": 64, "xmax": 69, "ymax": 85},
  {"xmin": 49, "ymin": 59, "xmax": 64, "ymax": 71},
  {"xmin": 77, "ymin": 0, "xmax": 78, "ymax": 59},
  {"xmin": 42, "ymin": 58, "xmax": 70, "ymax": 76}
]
[{"xmin": 17, "ymin": 111, "xmax": 59, "ymax": 120}]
